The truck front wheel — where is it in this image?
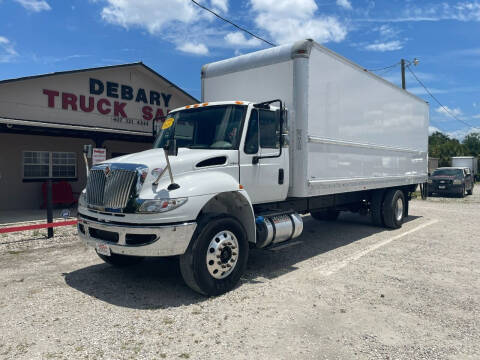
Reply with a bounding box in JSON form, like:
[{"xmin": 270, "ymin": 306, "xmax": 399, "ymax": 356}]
[
  {"xmin": 382, "ymin": 189, "xmax": 406, "ymax": 229},
  {"xmin": 179, "ymin": 216, "xmax": 249, "ymax": 296}
]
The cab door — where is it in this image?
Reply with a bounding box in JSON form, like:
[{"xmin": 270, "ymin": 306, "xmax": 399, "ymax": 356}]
[{"xmin": 239, "ymin": 107, "xmax": 289, "ymax": 204}]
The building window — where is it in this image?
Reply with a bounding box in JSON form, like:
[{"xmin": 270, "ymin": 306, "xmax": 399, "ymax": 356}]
[{"xmin": 23, "ymin": 151, "xmax": 77, "ymax": 179}]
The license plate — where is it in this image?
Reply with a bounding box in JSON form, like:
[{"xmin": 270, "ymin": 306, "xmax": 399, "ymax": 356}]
[
  {"xmin": 96, "ymin": 243, "xmax": 111, "ymax": 256},
  {"xmin": 438, "ymin": 185, "xmax": 446, "ymax": 189}
]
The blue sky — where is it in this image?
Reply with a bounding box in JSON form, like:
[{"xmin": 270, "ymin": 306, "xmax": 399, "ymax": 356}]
[{"xmin": 1, "ymin": 0, "xmax": 480, "ymax": 139}]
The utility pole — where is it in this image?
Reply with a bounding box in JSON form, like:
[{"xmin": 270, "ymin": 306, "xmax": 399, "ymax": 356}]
[{"xmin": 401, "ymin": 59, "xmax": 406, "ymax": 90}]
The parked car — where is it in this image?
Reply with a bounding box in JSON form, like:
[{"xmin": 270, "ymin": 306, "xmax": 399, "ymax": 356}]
[{"xmin": 428, "ymin": 167, "xmax": 474, "ymax": 197}]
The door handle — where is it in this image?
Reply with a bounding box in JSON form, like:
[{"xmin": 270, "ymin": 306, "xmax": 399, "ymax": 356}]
[{"xmin": 278, "ymin": 169, "xmax": 284, "ymax": 184}]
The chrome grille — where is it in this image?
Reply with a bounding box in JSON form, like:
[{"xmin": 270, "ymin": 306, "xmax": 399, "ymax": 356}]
[
  {"xmin": 86, "ymin": 167, "xmax": 138, "ymax": 210},
  {"xmin": 86, "ymin": 169, "xmax": 106, "ymax": 206}
]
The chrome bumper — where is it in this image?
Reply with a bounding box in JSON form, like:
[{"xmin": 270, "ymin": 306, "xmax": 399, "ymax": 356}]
[{"xmin": 77, "ymin": 215, "xmax": 196, "ymax": 257}]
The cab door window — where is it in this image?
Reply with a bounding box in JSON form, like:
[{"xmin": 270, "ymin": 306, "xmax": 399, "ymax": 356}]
[
  {"xmin": 259, "ymin": 109, "xmax": 280, "ymax": 149},
  {"xmin": 244, "ymin": 109, "xmax": 259, "ymax": 154}
]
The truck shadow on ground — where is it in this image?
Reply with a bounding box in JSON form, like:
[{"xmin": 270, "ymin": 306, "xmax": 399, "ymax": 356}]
[{"xmin": 64, "ymin": 213, "xmax": 421, "ymax": 309}]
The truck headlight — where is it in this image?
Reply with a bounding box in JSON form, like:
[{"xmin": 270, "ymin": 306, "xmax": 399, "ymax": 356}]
[
  {"xmin": 137, "ymin": 198, "xmax": 188, "ymax": 213},
  {"xmin": 453, "ymin": 179, "xmax": 462, "ymax": 185},
  {"xmin": 78, "ymin": 189, "xmax": 87, "ymax": 207}
]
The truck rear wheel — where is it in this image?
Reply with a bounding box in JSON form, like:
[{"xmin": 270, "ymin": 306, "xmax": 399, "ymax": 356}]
[
  {"xmin": 382, "ymin": 189, "xmax": 406, "ymax": 229},
  {"xmin": 310, "ymin": 209, "xmax": 340, "ymax": 221},
  {"xmin": 179, "ymin": 216, "xmax": 249, "ymax": 296},
  {"xmin": 96, "ymin": 252, "xmax": 144, "ymax": 267}
]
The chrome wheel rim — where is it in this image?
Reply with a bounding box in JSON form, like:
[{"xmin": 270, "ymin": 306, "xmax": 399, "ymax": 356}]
[
  {"xmin": 395, "ymin": 197, "xmax": 404, "ymax": 221},
  {"xmin": 206, "ymin": 230, "xmax": 239, "ymax": 279}
]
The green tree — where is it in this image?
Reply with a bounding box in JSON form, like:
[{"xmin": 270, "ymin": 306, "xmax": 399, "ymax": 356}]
[
  {"xmin": 462, "ymin": 132, "xmax": 480, "ymax": 157},
  {"xmin": 428, "ymin": 131, "xmax": 466, "ymax": 167}
]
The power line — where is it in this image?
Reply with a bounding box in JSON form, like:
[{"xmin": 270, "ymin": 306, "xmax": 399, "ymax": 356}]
[
  {"xmin": 189, "ymin": 0, "xmax": 276, "ymax": 47},
  {"xmin": 406, "ymin": 65, "xmax": 475, "ymax": 129},
  {"xmin": 367, "ymin": 62, "xmax": 400, "ymax": 72}
]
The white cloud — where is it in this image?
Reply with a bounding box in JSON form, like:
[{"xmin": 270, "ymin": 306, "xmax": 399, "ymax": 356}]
[
  {"xmin": 100, "ymin": 0, "xmax": 200, "ymax": 34},
  {"xmin": 447, "ymin": 127, "xmax": 480, "ymax": 140},
  {"xmin": 336, "ymin": 0, "xmax": 352, "ymax": 10},
  {"xmin": 429, "ymin": 125, "xmax": 442, "ymax": 134},
  {"xmin": 225, "ymin": 32, "xmax": 261, "ymax": 48},
  {"xmin": 365, "ymin": 40, "xmax": 403, "ymax": 52},
  {"xmin": 176, "ymin": 42, "xmax": 209, "ymax": 55},
  {"xmin": 211, "ymin": 0, "xmax": 228, "ymax": 13},
  {"xmin": 250, "ymin": 0, "xmax": 347, "ymax": 44},
  {"xmin": 14, "ymin": 0, "xmax": 51, "ymax": 12},
  {"xmin": 359, "ymin": 1, "xmax": 480, "ymax": 22},
  {"xmin": 375, "ymin": 24, "xmax": 400, "ymax": 39},
  {"xmin": 435, "ymin": 106, "xmax": 463, "ymax": 117},
  {"xmin": 99, "ymin": 0, "xmax": 232, "ymax": 54},
  {"xmin": 0, "ymin": 36, "xmax": 18, "ymax": 63}
]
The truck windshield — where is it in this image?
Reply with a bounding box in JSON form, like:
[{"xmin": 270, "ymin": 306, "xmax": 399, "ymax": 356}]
[
  {"xmin": 432, "ymin": 169, "xmax": 463, "ymax": 177},
  {"xmin": 153, "ymin": 105, "xmax": 246, "ymax": 150}
]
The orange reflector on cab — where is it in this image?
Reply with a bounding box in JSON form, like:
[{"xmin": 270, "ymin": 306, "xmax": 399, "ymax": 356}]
[
  {"xmin": 239, "ymin": 184, "xmax": 244, "ymax": 189},
  {"xmin": 193, "ymin": 104, "xmax": 200, "ymax": 108},
  {"xmin": 202, "ymin": 102, "xmax": 209, "ymax": 106},
  {"xmin": 185, "ymin": 105, "xmax": 191, "ymax": 109},
  {"xmin": 235, "ymin": 101, "xmax": 244, "ymax": 104}
]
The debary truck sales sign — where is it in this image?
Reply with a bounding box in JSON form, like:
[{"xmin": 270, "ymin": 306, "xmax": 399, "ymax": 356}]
[{"xmin": 0, "ymin": 64, "xmax": 196, "ymax": 134}]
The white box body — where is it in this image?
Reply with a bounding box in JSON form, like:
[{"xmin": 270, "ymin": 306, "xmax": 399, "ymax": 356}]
[
  {"xmin": 452, "ymin": 156, "xmax": 478, "ymax": 174},
  {"xmin": 202, "ymin": 40, "xmax": 429, "ymax": 198}
]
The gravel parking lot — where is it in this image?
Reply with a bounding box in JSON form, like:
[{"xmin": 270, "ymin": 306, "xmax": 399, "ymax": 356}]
[{"xmin": 0, "ymin": 190, "xmax": 479, "ymax": 359}]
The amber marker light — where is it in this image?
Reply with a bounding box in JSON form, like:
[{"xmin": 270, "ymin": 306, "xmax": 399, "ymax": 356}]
[
  {"xmin": 193, "ymin": 104, "xmax": 200, "ymax": 108},
  {"xmin": 235, "ymin": 101, "xmax": 244, "ymax": 104},
  {"xmin": 239, "ymin": 184, "xmax": 244, "ymax": 189},
  {"xmin": 202, "ymin": 102, "xmax": 209, "ymax": 106}
]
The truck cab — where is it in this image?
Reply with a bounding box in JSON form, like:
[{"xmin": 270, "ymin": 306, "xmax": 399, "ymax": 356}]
[{"xmin": 78, "ymin": 100, "xmax": 292, "ymax": 295}]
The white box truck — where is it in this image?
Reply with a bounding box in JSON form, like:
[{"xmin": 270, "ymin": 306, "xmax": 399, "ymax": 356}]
[
  {"xmin": 451, "ymin": 156, "xmax": 478, "ymax": 176},
  {"xmin": 78, "ymin": 39, "xmax": 429, "ymax": 295}
]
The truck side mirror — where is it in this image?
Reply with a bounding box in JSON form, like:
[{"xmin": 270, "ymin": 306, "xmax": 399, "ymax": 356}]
[{"xmin": 164, "ymin": 139, "xmax": 178, "ymax": 156}]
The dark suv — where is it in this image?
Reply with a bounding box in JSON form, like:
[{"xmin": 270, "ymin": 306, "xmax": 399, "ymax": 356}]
[{"xmin": 428, "ymin": 167, "xmax": 474, "ymax": 197}]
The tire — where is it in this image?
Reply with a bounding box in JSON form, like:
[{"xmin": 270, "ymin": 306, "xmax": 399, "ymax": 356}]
[
  {"xmin": 370, "ymin": 190, "xmax": 385, "ymax": 227},
  {"xmin": 96, "ymin": 252, "xmax": 144, "ymax": 267},
  {"xmin": 382, "ymin": 189, "xmax": 406, "ymax": 229},
  {"xmin": 310, "ymin": 209, "xmax": 340, "ymax": 221},
  {"xmin": 179, "ymin": 216, "xmax": 249, "ymax": 296},
  {"xmin": 460, "ymin": 186, "xmax": 465, "ymax": 198},
  {"xmin": 467, "ymin": 188, "xmax": 473, "ymax": 195}
]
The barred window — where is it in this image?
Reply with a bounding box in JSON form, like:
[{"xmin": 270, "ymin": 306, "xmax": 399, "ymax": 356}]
[{"xmin": 23, "ymin": 151, "xmax": 77, "ymax": 179}]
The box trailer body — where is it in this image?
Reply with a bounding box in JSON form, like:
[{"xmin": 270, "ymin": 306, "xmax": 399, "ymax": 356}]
[
  {"xmin": 202, "ymin": 40, "xmax": 429, "ymax": 199},
  {"xmin": 451, "ymin": 156, "xmax": 478, "ymax": 175},
  {"xmin": 77, "ymin": 40, "xmax": 430, "ymax": 296}
]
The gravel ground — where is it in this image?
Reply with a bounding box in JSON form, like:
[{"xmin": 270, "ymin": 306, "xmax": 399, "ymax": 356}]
[{"xmin": 0, "ymin": 190, "xmax": 479, "ymax": 359}]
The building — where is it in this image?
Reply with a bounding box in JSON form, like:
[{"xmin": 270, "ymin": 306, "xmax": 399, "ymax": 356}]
[{"xmin": 0, "ymin": 62, "xmax": 198, "ymax": 211}]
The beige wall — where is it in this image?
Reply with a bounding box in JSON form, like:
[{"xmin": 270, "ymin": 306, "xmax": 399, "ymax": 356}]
[
  {"xmin": 0, "ymin": 133, "xmax": 150, "ymax": 211},
  {"xmin": 0, "ymin": 64, "xmax": 197, "ymax": 134}
]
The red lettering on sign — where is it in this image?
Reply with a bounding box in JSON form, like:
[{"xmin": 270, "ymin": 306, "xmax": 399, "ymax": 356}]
[
  {"xmin": 142, "ymin": 106, "xmax": 153, "ymax": 120},
  {"xmin": 79, "ymin": 95, "xmax": 94, "ymax": 112},
  {"xmin": 114, "ymin": 101, "xmax": 127, "ymax": 117},
  {"xmin": 154, "ymin": 108, "xmax": 165, "ymax": 120},
  {"xmin": 43, "ymin": 89, "xmax": 59, "ymax": 107},
  {"xmin": 97, "ymin": 99, "xmax": 111, "ymax": 115},
  {"xmin": 62, "ymin": 93, "xmax": 77, "ymax": 111}
]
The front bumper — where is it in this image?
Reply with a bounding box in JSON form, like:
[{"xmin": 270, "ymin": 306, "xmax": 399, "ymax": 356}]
[
  {"xmin": 429, "ymin": 183, "xmax": 463, "ymax": 194},
  {"xmin": 77, "ymin": 215, "xmax": 197, "ymax": 257}
]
